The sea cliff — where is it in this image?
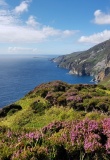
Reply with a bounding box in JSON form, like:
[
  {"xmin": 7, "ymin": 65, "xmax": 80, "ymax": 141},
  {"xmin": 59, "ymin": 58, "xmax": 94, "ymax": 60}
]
[{"xmin": 53, "ymin": 39, "xmax": 110, "ymax": 82}]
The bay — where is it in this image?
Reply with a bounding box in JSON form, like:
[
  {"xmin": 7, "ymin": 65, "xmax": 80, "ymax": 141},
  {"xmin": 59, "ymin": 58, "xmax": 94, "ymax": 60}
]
[{"xmin": 0, "ymin": 54, "xmax": 94, "ymax": 108}]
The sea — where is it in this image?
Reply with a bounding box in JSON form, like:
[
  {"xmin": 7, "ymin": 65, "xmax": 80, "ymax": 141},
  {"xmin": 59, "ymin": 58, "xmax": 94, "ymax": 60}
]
[{"xmin": 0, "ymin": 54, "xmax": 94, "ymax": 108}]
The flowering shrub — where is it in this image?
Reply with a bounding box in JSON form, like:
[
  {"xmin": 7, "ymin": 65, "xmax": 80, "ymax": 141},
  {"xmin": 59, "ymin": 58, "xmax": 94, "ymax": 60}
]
[
  {"xmin": 42, "ymin": 121, "xmax": 63, "ymax": 135},
  {"xmin": 66, "ymin": 95, "xmax": 82, "ymax": 103},
  {"xmin": 1, "ymin": 118, "xmax": 110, "ymax": 159},
  {"xmin": 25, "ymin": 81, "xmax": 110, "ymax": 113},
  {"xmin": 1, "ymin": 81, "xmax": 110, "ymax": 159},
  {"xmin": 84, "ymin": 133, "xmax": 101, "ymax": 152}
]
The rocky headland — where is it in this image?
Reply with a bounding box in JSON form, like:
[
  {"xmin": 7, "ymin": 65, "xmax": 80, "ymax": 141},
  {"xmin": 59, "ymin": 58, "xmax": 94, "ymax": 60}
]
[{"xmin": 52, "ymin": 39, "xmax": 110, "ymax": 83}]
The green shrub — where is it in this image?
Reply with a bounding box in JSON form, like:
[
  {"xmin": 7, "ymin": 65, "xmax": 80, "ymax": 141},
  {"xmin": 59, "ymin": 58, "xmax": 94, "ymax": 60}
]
[
  {"xmin": 85, "ymin": 112, "xmax": 107, "ymax": 120},
  {"xmin": 0, "ymin": 143, "xmax": 13, "ymax": 160},
  {"xmin": 7, "ymin": 108, "xmax": 19, "ymax": 116},
  {"xmin": 97, "ymin": 84, "xmax": 107, "ymax": 90},
  {"xmin": 31, "ymin": 101, "xmax": 50, "ymax": 114},
  {"xmin": 0, "ymin": 104, "xmax": 22, "ymax": 117},
  {"xmin": 96, "ymin": 89, "xmax": 106, "ymax": 96},
  {"xmin": 57, "ymin": 95, "xmax": 67, "ymax": 106},
  {"xmin": 83, "ymin": 98, "xmax": 99, "ymax": 112},
  {"xmin": 96, "ymin": 102, "xmax": 109, "ymax": 112}
]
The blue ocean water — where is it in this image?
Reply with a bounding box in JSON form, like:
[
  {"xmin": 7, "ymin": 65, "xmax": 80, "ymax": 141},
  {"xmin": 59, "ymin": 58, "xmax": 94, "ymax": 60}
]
[{"xmin": 0, "ymin": 54, "xmax": 94, "ymax": 108}]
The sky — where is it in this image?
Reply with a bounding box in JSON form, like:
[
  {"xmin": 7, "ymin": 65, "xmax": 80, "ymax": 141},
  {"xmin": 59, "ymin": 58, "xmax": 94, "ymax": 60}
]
[{"xmin": 0, "ymin": 0, "xmax": 110, "ymax": 55}]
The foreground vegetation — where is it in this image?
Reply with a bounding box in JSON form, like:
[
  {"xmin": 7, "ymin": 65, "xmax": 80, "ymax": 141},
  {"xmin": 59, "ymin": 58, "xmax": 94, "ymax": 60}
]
[
  {"xmin": 0, "ymin": 80, "xmax": 110, "ymax": 159},
  {"xmin": 100, "ymin": 73, "xmax": 110, "ymax": 87},
  {"xmin": 1, "ymin": 118, "xmax": 110, "ymax": 160}
]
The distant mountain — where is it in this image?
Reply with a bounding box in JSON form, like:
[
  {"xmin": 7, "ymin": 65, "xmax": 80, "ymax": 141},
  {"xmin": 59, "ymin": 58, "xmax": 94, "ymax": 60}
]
[{"xmin": 53, "ymin": 39, "xmax": 110, "ymax": 82}]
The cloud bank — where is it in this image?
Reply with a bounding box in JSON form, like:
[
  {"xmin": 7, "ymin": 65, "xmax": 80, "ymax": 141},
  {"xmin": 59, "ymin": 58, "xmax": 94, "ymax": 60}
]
[
  {"xmin": 0, "ymin": 0, "xmax": 77, "ymax": 45},
  {"xmin": 93, "ymin": 10, "xmax": 110, "ymax": 24},
  {"xmin": 8, "ymin": 47, "xmax": 38, "ymax": 53},
  {"xmin": 79, "ymin": 30, "xmax": 110, "ymax": 44},
  {"xmin": 79, "ymin": 10, "xmax": 110, "ymax": 44},
  {"xmin": 14, "ymin": 0, "xmax": 31, "ymax": 14}
]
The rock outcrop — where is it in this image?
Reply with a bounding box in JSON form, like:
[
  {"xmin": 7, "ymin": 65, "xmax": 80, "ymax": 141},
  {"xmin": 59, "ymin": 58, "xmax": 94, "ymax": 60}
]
[{"xmin": 53, "ymin": 39, "xmax": 110, "ymax": 82}]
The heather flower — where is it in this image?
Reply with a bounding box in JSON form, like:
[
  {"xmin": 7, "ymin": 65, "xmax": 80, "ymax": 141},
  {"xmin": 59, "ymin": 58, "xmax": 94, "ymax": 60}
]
[
  {"xmin": 42, "ymin": 121, "xmax": 63, "ymax": 134},
  {"xmin": 102, "ymin": 118, "xmax": 110, "ymax": 136},
  {"xmin": 7, "ymin": 130, "xmax": 13, "ymax": 138},
  {"xmin": 2, "ymin": 117, "xmax": 110, "ymax": 159},
  {"xmin": 25, "ymin": 131, "xmax": 42, "ymax": 141},
  {"xmin": 84, "ymin": 133, "xmax": 102, "ymax": 153},
  {"xmin": 70, "ymin": 119, "xmax": 101, "ymax": 151},
  {"xmin": 105, "ymin": 137, "xmax": 110, "ymax": 154},
  {"xmin": 70, "ymin": 120, "xmax": 85, "ymax": 146},
  {"xmin": 87, "ymin": 120, "xmax": 99, "ymax": 133}
]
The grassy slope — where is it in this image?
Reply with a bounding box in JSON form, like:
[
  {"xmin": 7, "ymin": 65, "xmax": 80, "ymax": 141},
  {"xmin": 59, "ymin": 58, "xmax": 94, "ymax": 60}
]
[
  {"xmin": 0, "ymin": 81, "xmax": 110, "ymax": 130},
  {"xmin": 0, "ymin": 95, "xmax": 86, "ymax": 129},
  {"xmin": 100, "ymin": 73, "xmax": 110, "ymax": 87},
  {"xmin": 1, "ymin": 81, "xmax": 110, "ymax": 160}
]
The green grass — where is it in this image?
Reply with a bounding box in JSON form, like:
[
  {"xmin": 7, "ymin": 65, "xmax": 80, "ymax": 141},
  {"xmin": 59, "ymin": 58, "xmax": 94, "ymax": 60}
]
[
  {"xmin": 0, "ymin": 104, "xmax": 86, "ymax": 129},
  {"xmin": 1, "ymin": 81, "xmax": 110, "ymax": 130},
  {"xmin": 1, "ymin": 81, "xmax": 110, "ymax": 160},
  {"xmin": 24, "ymin": 106, "xmax": 86, "ymax": 129},
  {"xmin": 100, "ymin": 74, "xmax": 110, "ymax": 87}
]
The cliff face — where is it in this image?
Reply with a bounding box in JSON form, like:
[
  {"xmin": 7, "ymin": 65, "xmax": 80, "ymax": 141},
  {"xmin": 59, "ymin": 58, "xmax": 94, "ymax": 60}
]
[{"xmin": 53, "ymin": 39, "xmax": 110, "ymax": 82}]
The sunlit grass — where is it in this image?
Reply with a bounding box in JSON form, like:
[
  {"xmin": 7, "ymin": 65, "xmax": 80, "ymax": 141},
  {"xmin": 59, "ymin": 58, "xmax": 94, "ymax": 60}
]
[
  {"xmin": 24, "ymin": 106, "xmax": 85, "ymax": 129},
  {"xmin": 1, "ymin": 81, "xmax": 110, "ymax": 130}
]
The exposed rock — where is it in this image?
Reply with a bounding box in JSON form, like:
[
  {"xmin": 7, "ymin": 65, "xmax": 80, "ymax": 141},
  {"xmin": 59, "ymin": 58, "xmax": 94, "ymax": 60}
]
[
  {"xmin": 96, "ymin": 71, "xmax": 105, "ymax": 82},
  {"xmin": 53, "ymin": 39, "xmax": 110, "ymax": 82}
]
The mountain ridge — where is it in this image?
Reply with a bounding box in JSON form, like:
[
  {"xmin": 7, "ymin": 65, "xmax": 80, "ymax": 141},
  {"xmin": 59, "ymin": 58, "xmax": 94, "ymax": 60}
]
[{"xmin": 53, "ymin": 39, "xmax": 110, "ymax": 82}]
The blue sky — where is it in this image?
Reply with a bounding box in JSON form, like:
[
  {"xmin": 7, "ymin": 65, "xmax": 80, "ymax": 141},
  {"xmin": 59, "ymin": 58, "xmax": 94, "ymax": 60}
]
[{"xmin": 0, "ymin": 0, "xmax": 110, "ymax": 55}]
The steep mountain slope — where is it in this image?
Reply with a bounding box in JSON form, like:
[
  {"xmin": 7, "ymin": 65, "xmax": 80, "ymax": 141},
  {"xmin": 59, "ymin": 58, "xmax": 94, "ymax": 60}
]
[{"xmin": 53, "ymin": 39, "xmax": 110, "ymax": 82}]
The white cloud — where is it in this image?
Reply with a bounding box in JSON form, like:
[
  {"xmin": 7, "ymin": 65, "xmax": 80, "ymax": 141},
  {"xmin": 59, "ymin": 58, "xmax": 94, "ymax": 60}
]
[
  {"xmin": 0, "ymin": 0, "xmax": 78, "ymax": 55},
  {"xmin": 0, "ymin": 25, "xmax": 45, "ymax": 43},
  {"xmin": 0, "ymin": 24, "xmax": 77, "ymax": 43},
  {"xmin": 93, "ymin": 10, "xmax": 110, "ymax": 24},
  {"xmin": 26, "ymin": 16, "xmax": 40, "ymax": 28},
  {"xmin": 8, "ymin": 46, "xmax": 38, "ymax": 53},
  {"xmin": 79, "ymin": 30, "xmax": 110, "ymax": 44},
  {"xmin": 0, "ymin": 10, "xmax": 19, "ymax": 25},
  {"xmin": 62, "ymin": 30, "xmax": 79, "ymax": 37},
  {"xmin": 41, "ymin": 27, "xmax": 78, "ymax": 38},
  {"xmin": 14, "ymin": 0, "xmax": 31, "ymax": 14},
  {"xmin": 42, "ymin": 26, "xmax": 60, "ymax": 36},
  {"xmin": 0, "ymin": 3, "xmax": 77, "ymax": 44}
]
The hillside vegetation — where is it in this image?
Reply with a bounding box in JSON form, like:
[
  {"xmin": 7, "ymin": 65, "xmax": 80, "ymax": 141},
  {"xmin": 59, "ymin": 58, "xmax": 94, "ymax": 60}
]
[
  {"xmin": 0, "ymin": 81, "xmax": 110, "ymax": 159},
  {"xmin": 53, "ymin": 39, "xmax": 110, "ymax": 83}
]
